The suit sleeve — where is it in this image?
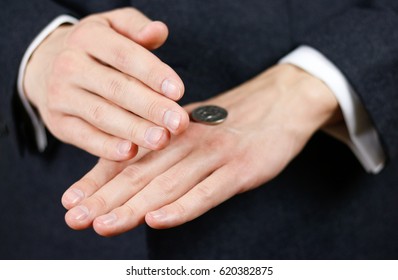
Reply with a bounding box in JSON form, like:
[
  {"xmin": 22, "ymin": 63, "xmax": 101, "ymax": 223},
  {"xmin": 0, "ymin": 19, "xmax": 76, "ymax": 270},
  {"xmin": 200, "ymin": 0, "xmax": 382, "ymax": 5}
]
[
  {"xmin": 298, "ymin": 0, "xmax": 398, "ymax": 162},
  {"xmin": 0, "ymin": 1, "xmax": 79, "ymax": 154}
]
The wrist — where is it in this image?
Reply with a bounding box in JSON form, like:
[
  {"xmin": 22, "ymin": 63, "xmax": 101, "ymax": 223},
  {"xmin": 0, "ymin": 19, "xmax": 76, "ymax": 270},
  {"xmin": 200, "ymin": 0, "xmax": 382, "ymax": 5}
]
[
  {"xmin": 24, "ymin": 24, "xmax": 72, "ymax": 107},
  {"xmin": 272, "ymin": 64, "xmax": 342, "ymax": 134}
]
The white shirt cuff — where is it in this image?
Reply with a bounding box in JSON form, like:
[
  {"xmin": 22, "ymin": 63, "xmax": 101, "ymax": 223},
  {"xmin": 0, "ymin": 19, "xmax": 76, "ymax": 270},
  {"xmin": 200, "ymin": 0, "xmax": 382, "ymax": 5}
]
[
  {"xmin": 279, "ymin": 45, "xmax": 386, "ymax": 174},
  {"xmin": 17, "ymin": 15, "xmax": 78, "ymax": 152}
]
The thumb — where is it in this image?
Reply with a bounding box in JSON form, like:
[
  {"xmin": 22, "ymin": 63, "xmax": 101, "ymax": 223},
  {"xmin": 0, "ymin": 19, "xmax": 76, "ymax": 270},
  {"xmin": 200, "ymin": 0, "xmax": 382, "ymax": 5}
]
[{"xmin": 100, "ymin": 7, "xmax": 169, "ymax": 50}]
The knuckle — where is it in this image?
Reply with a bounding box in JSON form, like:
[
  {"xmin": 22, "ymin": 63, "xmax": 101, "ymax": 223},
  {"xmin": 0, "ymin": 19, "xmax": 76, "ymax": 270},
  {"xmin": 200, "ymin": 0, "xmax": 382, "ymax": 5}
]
[
  {"xmin": 52, "ymin": 50, "xmax": 79, "ymax": 77},
  {"xmin": 235, "ymin": 173, "xmax": 253, "ymax": 193},
  {"xmin": 88, "ymin": 103, "xmax": 106, "ymax": 123},
  {"xmin": 145, "ymin": 99, "xmax": 161, "ymax": 121},
  {"xmin": 122, "ymin": 165, "xmax": 142, "ymax": 178},
  {"xmin": 106, "ymin": 76, "xmax": 129, "ymax": 101},
  {"xmin": 109, "ymin": 7, "xmax": 142, "ymax": 22},
  {"xmin": 173, "ymin": 201, "xmax": 187, "ymax": 219},
  {"xmin": 111, "ymin": 7, "xmax": 138, "ymax": 17},
  {"xmin": 99, "ymin": 137, "xmax": 114, "ymax": 159},
  {"xmin": 153, "ymin": 175, "xmax": 176, "ymax": 197},
  {"xmin": 80, "ymin": 177, "xmax": 100, "ymax": 193},
  {"xmin": 145, "ymin": 64, "xmax": 164, "ymax": 90},
  {"xmin": 120, "ymin": 7, "xmax": 139, "ymax": 13},
  {"xmin": 123, "ymin": 203, "xmax": 139, "ymax": 218},
  {"xmin": 90, "ymin": 195, "xmax": 108, "ymax": 211},
  {"xmin": 66, "ymin": 20, "xmax": 101, "ymax": 47},
  {"xmin": 122, "ymin": 165, "xmax": 146, "ymax": 187},
  {"xmin": 112, "ymin": 47, "xmax": 131, "ymax": 71},
  {"xmin": 125, "ymin": 121, "xmax": 140, "ymax": 142},
  {"xmin": 232, "ymin": 159, "xmax": 262, "ymax": 192},
  {"xmin": 195, "ymin": 184, "xmax": 215, "ymax": 204}
]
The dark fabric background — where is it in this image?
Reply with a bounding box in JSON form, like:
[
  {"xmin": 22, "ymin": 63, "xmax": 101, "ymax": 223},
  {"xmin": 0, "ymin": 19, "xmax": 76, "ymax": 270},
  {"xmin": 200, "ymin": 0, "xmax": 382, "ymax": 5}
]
[{"xmin": 0, "ymin": 0, "xmax": 397, "ymax": 259}]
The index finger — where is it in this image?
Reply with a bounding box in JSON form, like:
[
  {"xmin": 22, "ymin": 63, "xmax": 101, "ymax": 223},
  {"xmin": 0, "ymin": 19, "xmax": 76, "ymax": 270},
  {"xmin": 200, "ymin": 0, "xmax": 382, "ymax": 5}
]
[{"xmin": 67, "ymin": 20, "xmax": 184, "ymax": 100}]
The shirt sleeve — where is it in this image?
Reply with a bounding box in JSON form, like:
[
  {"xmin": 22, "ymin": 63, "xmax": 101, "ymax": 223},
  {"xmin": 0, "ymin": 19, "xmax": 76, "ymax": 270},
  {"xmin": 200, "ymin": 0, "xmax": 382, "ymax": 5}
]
[
  {"xmin": 295, "ymin": 1, "xmax": 398, "ymax": 168},
  {"xmin": 17, "ymin": 15, "xmax": 78, "ymax": 152},
  {"xmin": 279, "ymin": 46, "xmax": 386, "ymax": 174}
]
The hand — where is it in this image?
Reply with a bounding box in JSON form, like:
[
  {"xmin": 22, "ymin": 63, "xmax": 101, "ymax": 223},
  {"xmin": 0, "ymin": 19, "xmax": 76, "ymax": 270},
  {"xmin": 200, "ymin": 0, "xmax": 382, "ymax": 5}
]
[
  {"xmin": 62, "ymin": 64, "xmax": 342, "ymax": 236},
  {"xmin": 24, "ymin": 8, "xmax": 189, "ymax": 160}
]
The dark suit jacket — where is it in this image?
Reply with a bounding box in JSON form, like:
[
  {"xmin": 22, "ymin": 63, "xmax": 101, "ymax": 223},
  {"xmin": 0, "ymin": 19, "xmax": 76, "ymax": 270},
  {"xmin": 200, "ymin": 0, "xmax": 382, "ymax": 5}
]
[{"xmin": 1, "ymin": 0, "xmax": 398, "ymax": 259}]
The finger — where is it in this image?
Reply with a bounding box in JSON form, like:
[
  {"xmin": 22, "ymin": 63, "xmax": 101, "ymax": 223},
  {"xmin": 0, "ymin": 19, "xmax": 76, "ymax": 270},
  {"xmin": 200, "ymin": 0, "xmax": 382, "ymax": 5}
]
[
  {"xmin": 146, "ymin": 163, "xmax": 242, "ymax": 229},
  {"xmin": 62, "ymin": 148, "xmax": 151, "ymax": 210},
  {"xmin": 57, "ymin": 116, "xmax": 138, "ymax": 161},
  {"xmin": 61, "ymin": 88, "xmax": 171, "ymax": 150},
  {"xmin": 62, "ymin": 159, "xmax": 128, "ymax": 209},
  {"xmin": 77, "ymin": 57, "xmax": 189, "ymax": 135},
  {"xmin": 134, "ymin": 21, "xmax": 169, "ymax": 50},
  {"xmin": 64, "ymin": 142, "xmax": 192, "ymax": 230},
  {"xmin": 91, "ymin": 150, "xmax": 223, "ymax": 236},
  {"xmin": 101, "ymin": 8, "xmax": 169, "ymax": 50},
  {"xmin": 69, "ymin": 20, "xmax": 183, "ymax": 100}
]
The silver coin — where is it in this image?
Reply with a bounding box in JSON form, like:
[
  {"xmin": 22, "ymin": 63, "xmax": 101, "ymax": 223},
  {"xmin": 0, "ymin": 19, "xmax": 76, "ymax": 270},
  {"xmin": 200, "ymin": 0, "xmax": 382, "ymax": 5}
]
[{"xmin": 191, "ymin": 105, "xmax": 228, "ymax": 125}]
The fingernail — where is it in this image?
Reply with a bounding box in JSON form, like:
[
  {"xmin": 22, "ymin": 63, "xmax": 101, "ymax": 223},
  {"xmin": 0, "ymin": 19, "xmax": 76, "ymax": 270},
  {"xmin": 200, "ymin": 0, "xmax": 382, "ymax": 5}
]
[
  {"xmin": 69, "ymin": 205, "xmax": 89, "ymax": 221},
  {"xmin": 145, "ymin": 127, "xmax": 165, "ymax": 146},
  {"xmin": 118, "ymin": 140, "xmax": 132, "ymax": 155},
  {"xmin": 161, "ymin": 79, "xmax": 182, "ymax": 100},
  {"xmin": 163, "ymin": 110, "xmax": 181, "ymax": 133},
  {"xmin": 64, "ymin": 189, "xmax": 84, "ymax": 205},
  {"xmin": 149, "ymin": 209, "xmax": 167, "ymax": 221},
  {"xmin": 96, "ymin": 213, "xmax": 117, "ymax": 226}
]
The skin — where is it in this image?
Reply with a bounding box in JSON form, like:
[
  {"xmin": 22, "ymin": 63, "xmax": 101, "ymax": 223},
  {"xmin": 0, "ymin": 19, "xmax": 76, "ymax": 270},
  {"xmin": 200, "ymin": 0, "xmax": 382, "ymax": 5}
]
[
  {"xmin": 24, "ymin": 8, "xmax": 190, "ymax": 161},
  {"xmin": 61, "ymin": 64, "xmax": 343, "ymax": 237}
]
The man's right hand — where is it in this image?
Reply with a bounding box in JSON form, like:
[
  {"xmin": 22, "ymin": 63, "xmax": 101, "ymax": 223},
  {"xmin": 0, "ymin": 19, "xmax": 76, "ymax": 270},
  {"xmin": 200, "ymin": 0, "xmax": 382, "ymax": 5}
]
[{"xmin": 24, "ymin": 8, "xmax": 189, "ymax": 160}]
